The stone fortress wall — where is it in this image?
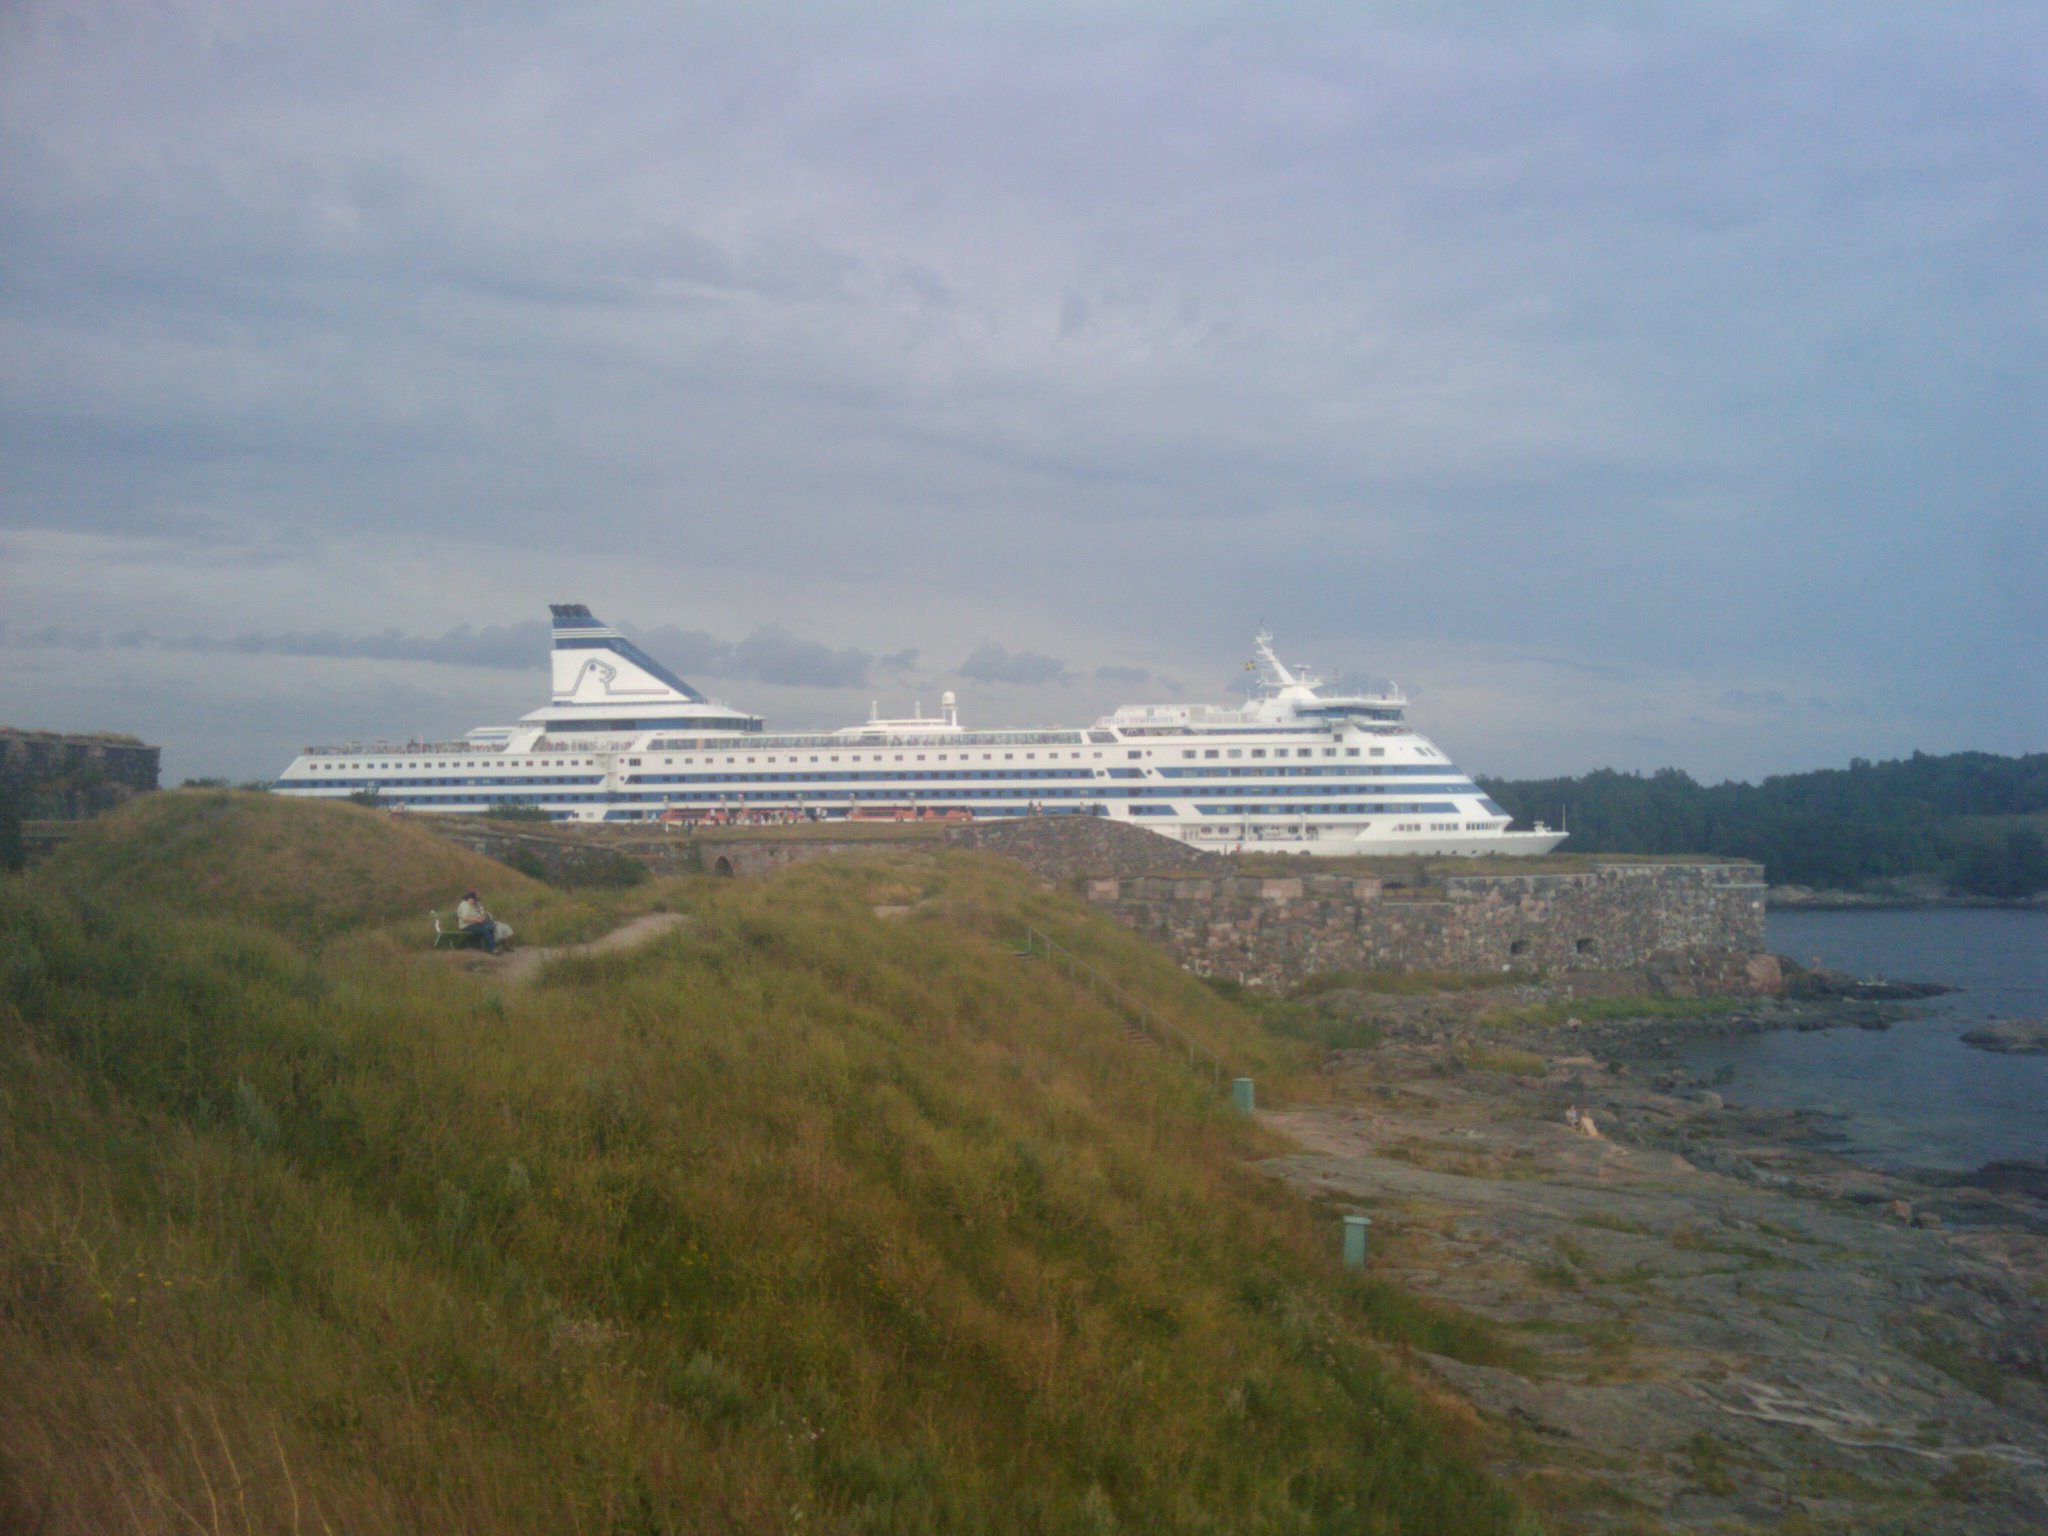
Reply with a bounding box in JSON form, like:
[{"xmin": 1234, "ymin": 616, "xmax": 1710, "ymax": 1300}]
[
  {"xmin": 1, "ymin": 728, "xmax": 161, "ymax": 817},
  {"xmin": 957, "ymin": 818, "xmax": 1772, "ymax": 993},
  {"xmin": 1084, "ymin": 862, "xmax": 1771, "ymax": 993},
  {"xmin": 428, "ymin": 811, "xmax": 1773, "ymax": 993}
]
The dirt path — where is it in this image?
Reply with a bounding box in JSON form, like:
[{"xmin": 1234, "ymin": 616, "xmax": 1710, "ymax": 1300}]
[
  {"xmin": 1260, "ymin": 1021, "xmax": 2048, "ymax": 1533},
  {"xmin": 474, "ymin": 911, "xmax": 688, "ymax": 984}
]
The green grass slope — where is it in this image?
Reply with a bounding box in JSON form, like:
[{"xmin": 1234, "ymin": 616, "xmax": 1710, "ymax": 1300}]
[
  {"xmin": 1, "ymin": 798, "xmax": 1528, "ymax": 1535},
  {"xmin": 39, "ymin": 789, "xmax": 607, "ymax": 944}
]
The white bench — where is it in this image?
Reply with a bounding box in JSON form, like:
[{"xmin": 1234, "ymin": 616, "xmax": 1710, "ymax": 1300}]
[{"xmin": 431, "ymin": 911, "xmax": 488, "ymax": 950}]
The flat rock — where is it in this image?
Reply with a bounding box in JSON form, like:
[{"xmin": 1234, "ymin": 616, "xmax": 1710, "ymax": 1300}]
[{"xmin": 1960, "ymin": 1019, "xmax": 2048, "ymax": 1055}]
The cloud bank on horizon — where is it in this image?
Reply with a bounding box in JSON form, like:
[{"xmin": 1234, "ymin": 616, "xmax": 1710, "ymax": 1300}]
[{"xmin": 1, "ymin": 3, "xmax": 2041, "ymax": 783}]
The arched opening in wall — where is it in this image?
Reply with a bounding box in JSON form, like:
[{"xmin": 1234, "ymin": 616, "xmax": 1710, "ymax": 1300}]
[
  {"xmin": 713, "ymin": 856, "xmax": 735, "ymax": 878},
  {"xmin": 1575, "ymin": 937, "xmax": 1598, "ymax": 956},
  {"xmin": 1509, "ymin": 939, "xmax": 1532, "ymax": 958}
]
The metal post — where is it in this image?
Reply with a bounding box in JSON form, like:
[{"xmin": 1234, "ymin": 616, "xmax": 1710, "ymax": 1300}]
[
  {"xmin": 1343, "ymin": 1215, "xmax": 1373, "ymax": 1269},
  {"xmin": 1232, "ymin": 1077, "xmax": 1255, "ymax": 1115}
]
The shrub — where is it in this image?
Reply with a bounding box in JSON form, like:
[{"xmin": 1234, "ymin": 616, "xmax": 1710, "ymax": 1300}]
[
  {"xmin": 483, "ymin": 802, "xmax": 554, "ymax": 823},
  {"xmin": 555, "ymin": 850, "xmax": 650, "ymax": 889}
]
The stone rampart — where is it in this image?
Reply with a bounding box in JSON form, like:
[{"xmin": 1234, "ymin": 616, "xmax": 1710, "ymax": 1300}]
[
  {"xmin": 424, "ymin": 810, "xmax": 1770, "ymax": 994},
  {"xmin": 0, "ymin": 728, "xmax": 160, "ymax": 817},
  {"xmin": 948, "ymin": 816, "xmax": 1234, "ymax": 882},
  {"xmin": 427, "ymin": 817, "xmax": 878, "ymax": 883},
  {"xmin": 692, "ymin": 838, "xmax": 877, "ymax": 878},
  {"xmin": 1088, "ymin": 861, "xmax": 1769, "ymax": 993}
]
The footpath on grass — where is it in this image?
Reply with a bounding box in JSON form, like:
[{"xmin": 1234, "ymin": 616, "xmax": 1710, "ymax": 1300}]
[
  {"xmin": 1259, "ymin": 983, "xmax": 2048, "ymax": 1534},
  {"xmin": 463, "ymin": 911, "xmax": 689, "ymax": 984}
]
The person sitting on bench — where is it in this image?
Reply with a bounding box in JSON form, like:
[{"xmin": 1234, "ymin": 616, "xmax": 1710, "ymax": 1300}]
[{"xmin": 455, "ymin": 889, "xmax": 498, "ymax": 953}]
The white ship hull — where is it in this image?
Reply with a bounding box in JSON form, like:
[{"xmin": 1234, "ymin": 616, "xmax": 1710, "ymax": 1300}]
[
  {"xmin": 272, "ymin": 607, "xmax": 1564, "ymax": 859},
  {"xmin": 1177, "ymin": 827, "xmax": 1567, "ymax": 858}
]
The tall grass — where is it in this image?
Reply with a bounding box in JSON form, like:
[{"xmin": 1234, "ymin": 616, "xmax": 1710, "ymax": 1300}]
[{"xmin": 0, "ymin": 800, "xmax": 1528, "ymax": 1534}]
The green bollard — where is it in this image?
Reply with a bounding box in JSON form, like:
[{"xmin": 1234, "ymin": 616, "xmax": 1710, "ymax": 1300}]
[
  {"xmin": 1232, "ymin": 1077, "xmax": 1255, "ymax": 1115},
  {"xmin": 1343, "ymin": 1215, "xmax": 1373, "ymax": 1269}
]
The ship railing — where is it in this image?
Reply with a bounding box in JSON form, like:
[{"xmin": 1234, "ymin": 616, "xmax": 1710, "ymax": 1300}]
[
  {"xmin": 301, "ymin": 740, "xmax": 502, "ymax": 756},
  {"xmin": 1014, "ymin": 925, "xmax": 1225, "ymax": 1093}
]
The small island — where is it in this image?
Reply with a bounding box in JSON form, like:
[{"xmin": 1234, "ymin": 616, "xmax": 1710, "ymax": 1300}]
[{"xmin": 1961, "ymin": 1018, "xmax": 2048, "ymax": 1055}]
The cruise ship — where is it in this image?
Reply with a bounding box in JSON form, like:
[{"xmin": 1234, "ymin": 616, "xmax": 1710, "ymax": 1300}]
[{"xmin": 271, "ymin": 604, "xmax": 1565, "ymax": 857}]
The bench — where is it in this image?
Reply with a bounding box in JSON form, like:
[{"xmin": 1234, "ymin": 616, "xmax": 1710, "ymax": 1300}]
[{"xmin": 432, "ymin": 912, "xmax": 488, "ymax": 950}]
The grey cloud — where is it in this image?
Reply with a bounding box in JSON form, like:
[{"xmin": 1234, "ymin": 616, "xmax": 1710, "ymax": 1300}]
[
  {"xmin": 960, "ymin": 643, "xmax": 1072, "ymax": 687},
  {"xmin": 1530, "ymin": 655, "xmax": 1637, "ymax": 683},
  {"xmin": 0, "ymin": 621, "xmax": 545, "ymax": 668},
  {"xmin": 725, "ymin": 626, "xmax": 873, "ymax": 689},
  {"xmin": 630, "ymin": 626, "xmax": 741, "ymax": 675},
  {"xmin": 633, "ymin": 625, "xmax": 877, "ymax": 687},
  {"xmin": 2, "ymin": 619, "xmax": 883, "ymax": 688},
  {"xmin": 1805, "ymin": 695, "xmax": 1871, "ymax": 719},
  {"xmin": 1717, "ymin": 689, "xmax": 1871, "ymax": 720},
  {"xmin": 1, "ymin": 8, "xmax": 2041, "ymax": 783},
  {"xmin": 1720, "ymin": 688, "xmax": 1790, "ymax": 711},
  {"xmin": 1095, "ymin": 664, "xmax": 1152, "ymax": 686}
]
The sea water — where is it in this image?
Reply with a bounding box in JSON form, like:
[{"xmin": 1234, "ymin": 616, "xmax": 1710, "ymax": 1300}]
[{"xmin": 1669, "ymin": 908, "xmax": 2048, "ymax": 1173}]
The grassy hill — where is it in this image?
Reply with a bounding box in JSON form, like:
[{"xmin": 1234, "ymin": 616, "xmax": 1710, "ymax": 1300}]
[
  {"xmin": 0, "ymin": 793, "xmax": 1528, "ymax": 1534},
  {"xmin": 37, "ymin": 790, "xmax": 625, "ymax": 945}
]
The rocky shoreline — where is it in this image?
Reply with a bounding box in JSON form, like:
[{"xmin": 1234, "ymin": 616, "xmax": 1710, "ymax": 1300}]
[
  {"xmin": 1260, "ymin": 977, "xmax": 2048, "ymax": 1533},
  {"xmin": 1769, "ymin": 884, "xmax": 2048, "ymax": 911}
]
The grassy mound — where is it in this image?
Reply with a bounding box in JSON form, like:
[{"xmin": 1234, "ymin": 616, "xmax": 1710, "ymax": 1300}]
[
  {"xmin": 0, "ymin": 799, "xmax": 1527, "ymax": 1534},
  {"xmin": 34, "ymin": 789, "xmax": 601, "ymax": 944}
]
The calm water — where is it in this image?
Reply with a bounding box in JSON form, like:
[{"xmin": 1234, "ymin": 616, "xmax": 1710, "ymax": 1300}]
[{"xmin": 1669, "ymin": 908, "xmax": 2048, "ymax": 1173}]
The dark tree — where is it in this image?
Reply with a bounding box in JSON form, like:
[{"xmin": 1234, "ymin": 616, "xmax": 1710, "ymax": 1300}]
[{"xmin": 1479, "ymin": 751, "xmax": 2048, "ymax": 892}]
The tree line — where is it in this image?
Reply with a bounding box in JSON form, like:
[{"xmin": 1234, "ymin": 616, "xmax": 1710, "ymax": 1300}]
[{"xmin": 1478, "ymin": 751, "xmax": 2048, "ymax": 897}]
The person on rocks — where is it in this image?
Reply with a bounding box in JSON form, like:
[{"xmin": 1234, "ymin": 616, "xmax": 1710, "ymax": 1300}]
[{"xmin": 456, "ymin": 889, "xmax": 498, "ymax": 954}]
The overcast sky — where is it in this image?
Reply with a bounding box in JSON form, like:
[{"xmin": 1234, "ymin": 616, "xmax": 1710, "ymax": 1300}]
[{"xmin": 3, "ymin": 2, "xmax": 2042, "ymax": 785}]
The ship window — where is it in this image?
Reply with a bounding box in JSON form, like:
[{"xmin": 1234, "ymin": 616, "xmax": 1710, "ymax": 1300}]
[
  {"xmin": 1205, "ymin": 750, "xmax": 1218, "ymax": 759},
  {"xmin": 1298, "ymin": 749, "xmax": 1312, "ymax": 758},
  {"xmin": 1227, "ymin": 749, "xmax": 1241, "ymax": 759},
  {"xmin": 1347, "ymin": 749, "xmax": 1361, "ymax": 757},
  {"xmin": 1371, "ymin": 748, "xmax": 1384, "ymax": 757},
  {"xmin": 1128, "ymin": 750, "xmax": 1142, "ymax": 760},
  {"xmin": 1251, "ymin": 749, "xmax": 1266, "ymax": 758}
]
